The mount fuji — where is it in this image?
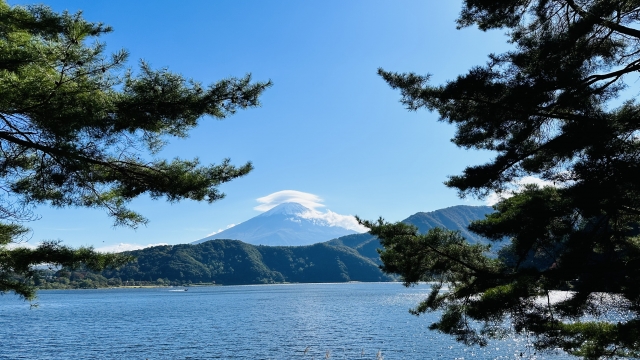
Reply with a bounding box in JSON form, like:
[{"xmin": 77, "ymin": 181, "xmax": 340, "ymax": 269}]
[{"xmin": 192, "ymin": 202, "xmax": 363, "ymax": 246}]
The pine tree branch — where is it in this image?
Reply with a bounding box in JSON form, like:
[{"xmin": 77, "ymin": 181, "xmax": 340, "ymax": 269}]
[
  {"xmin": 565, "ymin": 0, "xmax": 640, "ymax": 39},
  {"xmin": 581, "ymin": 60, "xmax": 640, "ymax": 86}
]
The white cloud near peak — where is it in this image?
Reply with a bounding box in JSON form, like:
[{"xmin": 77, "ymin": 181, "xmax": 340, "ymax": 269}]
[
  {"xmin": 486, "ymin": 176, "xmax": 558, "ymax": 206},
  {"xmin": 255, "ymin": 190, "xmax": 325, "ymax": 211},
  {"xmin": 297, "ymin": 209, "xmax": 368, "ymax": 233},
  {"xmin": 255, "ymin": 190, "xmax": 367, "ymax": 233}
]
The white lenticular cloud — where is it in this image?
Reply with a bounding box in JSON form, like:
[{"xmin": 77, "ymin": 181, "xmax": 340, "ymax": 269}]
[
  {"xmin": 95, "ymin": 243, "xmax": 169, "ymax": 253},
  {"xmin": 255, "ymin": 190, "xmax": 368, "ymax": 233},
  {"xmin": 297, "ymin": 209, "xmax": 368, "ymax": 233},
  {"xmin": 255, "ymin": 190, "xmax": 325, "ymax": 211},
  {"xmin": 486, "ymin": 176, "xmax": 558, "ymax": 206}
]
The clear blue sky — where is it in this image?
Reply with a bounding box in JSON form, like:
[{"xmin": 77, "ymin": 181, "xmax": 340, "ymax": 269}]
[{"xmin": 13, "ymin": 1, "xmax": 512, "ymax": 250}]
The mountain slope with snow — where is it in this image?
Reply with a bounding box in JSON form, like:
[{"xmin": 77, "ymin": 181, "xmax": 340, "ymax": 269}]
[{"xmin": 193, "ymin": 202, "xmax": 362, "ymax": 246}]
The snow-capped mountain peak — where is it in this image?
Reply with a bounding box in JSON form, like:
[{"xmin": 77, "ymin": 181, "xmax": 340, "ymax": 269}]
[
  {"xmin": 193, "ymin": 202, "xmax": 365, "ymax": 246},
  {"xmin": 257, "ymin": 202, "xmax": 312, "ymax": 217}
]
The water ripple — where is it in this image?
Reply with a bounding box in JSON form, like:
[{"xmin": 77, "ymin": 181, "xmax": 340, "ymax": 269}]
[{"xmin": 0, "ymin": 283, "xmax": 577, "ymax": 359}]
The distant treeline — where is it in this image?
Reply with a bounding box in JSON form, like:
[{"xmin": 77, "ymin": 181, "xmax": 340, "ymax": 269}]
[
  {"xmin": 29, "ymin": 239, "xmax": 392, "ymax": 290},
  {"xmin": 24, "ymin": 269, "xmax": 180, "ymax": 290},
  {"xmin": 102, "ymin": 240, "xmax": 392, "ymax": 285}
]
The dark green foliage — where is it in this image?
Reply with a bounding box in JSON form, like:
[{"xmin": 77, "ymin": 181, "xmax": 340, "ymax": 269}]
[
  {"xmin": 21, "ymin": 267, "xmax": 126, "ymax": 290},
  {"xmin": 0, "ymin": 210, "xmax": 132, "ymax": 300},
  {"xmin": 0, "ymin": 1, "xmax": 269, "ymax": 299},
  {"xmin": 102, "ymin": 241, "xmax": 283, "ymax": 285},
  {"xmin": 374, "ymin": 1, "xmax": 640, "ymax": 358},
  {"xmin": 98, "ymin": 240, "xmax": 392, "ymax": 285}
]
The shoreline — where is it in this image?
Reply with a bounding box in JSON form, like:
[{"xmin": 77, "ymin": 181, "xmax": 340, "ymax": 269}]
[{"xmin": 36, "ymin": 281, "xmax": 401, "ymax": 291}]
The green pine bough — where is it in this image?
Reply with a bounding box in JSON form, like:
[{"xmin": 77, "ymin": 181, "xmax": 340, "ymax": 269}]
[
  {"xmin": 364, "ymin": 1, "xmax": 640, "ymax": 358},
  {"xmin": 0, "ymin": 2, "xmax": 270, "ymax": 300}
]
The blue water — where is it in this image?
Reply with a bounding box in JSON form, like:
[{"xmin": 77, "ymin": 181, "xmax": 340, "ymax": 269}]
[{"xmin": 0, "ymin": 283, "xmax": 573, "ymax": 359}]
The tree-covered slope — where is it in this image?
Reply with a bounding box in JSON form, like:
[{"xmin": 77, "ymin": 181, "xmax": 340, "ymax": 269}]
[
  {"xmin": 101, "ymin": 239, "xmax": 392, "ymax": 285},
  {"xmin": 259, "ymin": 242, "xmax": 388, "ymax": 282},
  {"xmin": 326, "ymin": 233, "xmax": 382, "ymax": 264}
]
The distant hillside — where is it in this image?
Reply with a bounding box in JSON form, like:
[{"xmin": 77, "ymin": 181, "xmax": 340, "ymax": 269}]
[
  {"xmin": 404, "ymin": 205, "xmax": 495, "ymax": 245},
  {"xmin": 327, "ymin": 205, "xmax": 497, "ymax": 264},
  {"xmin": 101, "ymin": 239, "xmax": 392, "ymax": 285}
]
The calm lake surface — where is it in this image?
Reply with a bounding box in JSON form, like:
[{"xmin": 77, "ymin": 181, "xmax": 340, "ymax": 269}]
[{"xmin": 0, "ymin": 282, "xmax": 575, "ymax": 359}]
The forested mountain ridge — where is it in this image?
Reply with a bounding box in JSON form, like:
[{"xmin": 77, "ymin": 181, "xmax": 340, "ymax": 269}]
[
  {"xmin": 403, "ymin": 205, "xmax": 495, "ymax": 244},
  {"xmin": 100, "ymin": 239, "xmax": 392, "ymax": 285},
  {"xmin": 327, "ymin": 205, "xmax": 496, "ymax": 264}
]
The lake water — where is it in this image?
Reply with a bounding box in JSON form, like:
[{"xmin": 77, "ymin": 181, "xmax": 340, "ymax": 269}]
[{"xmin": 0, "ymin": 282, "xmax": 575, "ymax": 359}]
